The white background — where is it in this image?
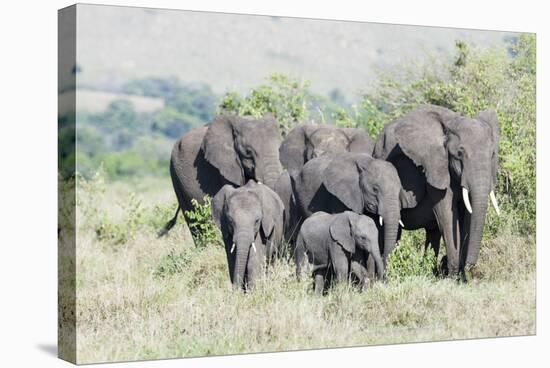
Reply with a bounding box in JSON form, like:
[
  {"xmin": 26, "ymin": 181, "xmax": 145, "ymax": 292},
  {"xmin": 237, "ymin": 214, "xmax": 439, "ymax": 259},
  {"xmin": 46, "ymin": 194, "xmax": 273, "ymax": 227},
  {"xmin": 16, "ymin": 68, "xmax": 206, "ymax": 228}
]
[{"xmin": 0, "ymin": 0, "xmax": 547, "ymax": 367}]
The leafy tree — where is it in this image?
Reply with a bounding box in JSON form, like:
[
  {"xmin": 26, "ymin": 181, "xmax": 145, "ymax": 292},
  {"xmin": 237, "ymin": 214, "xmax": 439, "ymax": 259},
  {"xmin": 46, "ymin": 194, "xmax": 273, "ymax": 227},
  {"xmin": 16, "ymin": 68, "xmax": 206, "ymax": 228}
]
[
  {"xmin": 218, "ymin": 73, "xmax": 312, "ymax": 136},
  {"xmin": 151, "ymin": 106, "xmax": 201, "ymax": 139}
]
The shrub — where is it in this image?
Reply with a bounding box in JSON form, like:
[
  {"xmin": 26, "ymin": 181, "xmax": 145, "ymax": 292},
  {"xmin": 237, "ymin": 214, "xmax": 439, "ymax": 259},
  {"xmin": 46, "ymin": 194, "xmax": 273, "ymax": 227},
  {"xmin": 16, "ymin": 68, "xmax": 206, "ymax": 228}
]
[
  {"xmin": 153, "ymin": 249, "xmax": 193, "ymax": 279},
  {"xmin": 218, "ymin": 73, "xmax": 312, "ymax": 136},
  {"xmin": 139, "ymin": 202, "xmax": 179, "ymax": 232},
  {"xmin": 385, "ymin": 231, "xmax": 437, "ymax": 282},
  {"xmin": 76, "ymin": 166, "xmax": 107, "ymax": 227},
  {"xmin": 183, "ymin": 197, "xmax": 222, "ymax": 248},
  {"xmin": 95, "ymin": 192, "xmax": 144, "ymax": 245}
]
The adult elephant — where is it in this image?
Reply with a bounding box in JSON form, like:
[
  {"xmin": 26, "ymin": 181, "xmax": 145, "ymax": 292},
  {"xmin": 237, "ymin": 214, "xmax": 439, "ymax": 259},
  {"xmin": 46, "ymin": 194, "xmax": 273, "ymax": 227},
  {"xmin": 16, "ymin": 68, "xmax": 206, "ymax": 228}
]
[
  {"xmin": 374, "ymin": 104, "xmax": 500, "ymax": 277},
  {"xmin": 160, "ymin": 114, "xmax": 283, "ymax": 236},
  {"xmin": 293, "ymin": 152, "xmax": 412, "ymax": 264},
  {"xmin": 280, "ymin": 123, "xmax": 374, "ymax": 178}
]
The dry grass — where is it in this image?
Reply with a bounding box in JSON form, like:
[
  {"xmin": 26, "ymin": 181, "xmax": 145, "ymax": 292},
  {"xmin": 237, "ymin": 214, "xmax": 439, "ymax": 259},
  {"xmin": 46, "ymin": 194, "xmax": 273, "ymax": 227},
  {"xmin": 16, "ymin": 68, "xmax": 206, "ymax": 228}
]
[{"xmin": 67, "ymin": 177, "xmax": 536, "ymax": 364}]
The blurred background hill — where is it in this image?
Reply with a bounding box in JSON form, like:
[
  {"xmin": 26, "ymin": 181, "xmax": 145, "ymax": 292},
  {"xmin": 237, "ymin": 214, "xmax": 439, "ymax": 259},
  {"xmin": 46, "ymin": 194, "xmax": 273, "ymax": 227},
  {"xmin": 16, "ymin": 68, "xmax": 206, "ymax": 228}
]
[{"xmin": 66, "ymin": 5, "xmax": 513, "ymax": 99}]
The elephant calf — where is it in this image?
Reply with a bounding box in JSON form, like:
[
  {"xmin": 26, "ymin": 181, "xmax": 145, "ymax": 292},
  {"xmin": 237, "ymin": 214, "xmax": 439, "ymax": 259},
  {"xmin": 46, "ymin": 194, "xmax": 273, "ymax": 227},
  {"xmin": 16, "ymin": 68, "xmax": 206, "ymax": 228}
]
[
  {"xmin": 295, "ymin": 211, "xmax": 384, "ymax": 294},
  {"xmin": 211, "ymin": 180, "xmax": 285, "ymax": 291}
]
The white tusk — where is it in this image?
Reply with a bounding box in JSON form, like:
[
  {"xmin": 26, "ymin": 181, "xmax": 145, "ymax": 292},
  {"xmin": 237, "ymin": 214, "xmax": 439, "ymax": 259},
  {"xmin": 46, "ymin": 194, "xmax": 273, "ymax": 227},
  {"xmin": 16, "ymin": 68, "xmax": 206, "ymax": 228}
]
[
  {"xmin": 490, "ymin": 191, "xmax": 501, "ymax": 216},
  {"xmin": 379, "ymin": 216, "xmax": 383, "ymax": 226},
  {"xmin": 399, "ymin": 220, "xmax": 404, "ymax": 227},
  {"xmin": 462, "ymin": 187, "xmax": 473, "ymax": 214},
  {"xmin": 230, "ymin": 243, "xmax": 236, "ymax": 253},
  {"xmin": 257, "ymin": 181, "xmax": 262, "ymax": 185},
  {"xmin": 251, "ymin": 242, "xmax": 257, "ymax": 253}
]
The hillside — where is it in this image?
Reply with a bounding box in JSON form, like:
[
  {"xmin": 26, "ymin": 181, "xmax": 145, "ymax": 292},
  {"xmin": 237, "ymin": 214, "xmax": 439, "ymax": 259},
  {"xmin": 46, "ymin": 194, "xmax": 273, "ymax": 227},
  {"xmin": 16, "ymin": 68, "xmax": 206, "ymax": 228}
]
[{"xmin": 69, "ymin": 4, "xmax": 515, "ymax": 101}]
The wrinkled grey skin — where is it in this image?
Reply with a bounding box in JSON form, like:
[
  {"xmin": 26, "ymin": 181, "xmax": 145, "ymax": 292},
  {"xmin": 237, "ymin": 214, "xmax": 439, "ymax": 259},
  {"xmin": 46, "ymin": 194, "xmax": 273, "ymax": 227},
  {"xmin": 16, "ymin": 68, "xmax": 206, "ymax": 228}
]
[
  {"xmin": 280, "ymin": 123, "xmax": 375, "ymax": 178},
  {"xmin": 211, "ymin": 180, "xmax": 285, "ymax": 291},
  {"xmin": 295, "ymin": 211, "xmax": 384, "ymax": 293},
  {"xmin": 160, "ymin": 114, "xmax": 283, "ymax": 236},
  {"xmin": 294, "ymin": 152, "xmax": 412, "ymax": 265},
  {"xmin": 374, "ymin": 104, "xmax": 500, "ymax": 277},
  {"xmin": 273, "ymin": 169, "xmax": 300, "ymax": 243}
]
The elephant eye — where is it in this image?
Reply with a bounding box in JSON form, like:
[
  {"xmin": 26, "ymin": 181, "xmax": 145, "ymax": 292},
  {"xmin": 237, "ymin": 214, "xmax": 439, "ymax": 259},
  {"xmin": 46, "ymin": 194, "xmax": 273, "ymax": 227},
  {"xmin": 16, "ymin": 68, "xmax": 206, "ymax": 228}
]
[{"xmin": 456, "ymin": 147, "xmax": 464, "ymax": 159}]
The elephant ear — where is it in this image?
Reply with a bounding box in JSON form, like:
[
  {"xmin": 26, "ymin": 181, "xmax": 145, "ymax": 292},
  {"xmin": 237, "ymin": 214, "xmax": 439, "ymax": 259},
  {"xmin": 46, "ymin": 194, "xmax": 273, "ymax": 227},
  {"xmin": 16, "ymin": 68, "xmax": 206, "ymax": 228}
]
[
  {"xmin": 322, "ymin": 153, "xmax": 364, "ymax": 213},
  {"xmin": 393, "ymin": 106, "xmax": 452, "ymax": 190},
  {"xmin": 279, "ymin": 124, "xmax": 318, "ymax": 176},
  {"xmin": 202, "ymin": 116, "xmax": 244, "ymax": 186},
  {"xmin": 476, "ymin": 110, "xmax": 500, "ymax": 143},
  {"xmin": 373, "ymin": 119, "xmax": 401, "ymax": 160},
  {"xmin": 252, "ymin": 181, "xmax": 285, "ymax": 239},
  {"xmin": 211, "ymin": 185, "xmax": 236, "ymax": 230},
  {"xmin": 329, "ymin": 212, "xmax": 355, "ymax": 253},
  {"xmin": 475, "ymin": 110, "xmax": 500, "ymax": 185},
  {"xmin": 393, "ymin": 155, "xmax": 425, "ymax": 208},
  {"xmin": 341, "ymin": 128, "xmax": 374, "ymax": 155}
]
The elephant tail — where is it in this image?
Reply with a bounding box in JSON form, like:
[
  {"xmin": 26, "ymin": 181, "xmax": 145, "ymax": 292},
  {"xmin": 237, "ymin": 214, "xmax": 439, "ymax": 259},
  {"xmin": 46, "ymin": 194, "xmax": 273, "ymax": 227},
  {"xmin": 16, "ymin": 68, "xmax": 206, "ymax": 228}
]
[{"xmin": 158, "ymin": 206, "xmax": 181, "ymax": 238}]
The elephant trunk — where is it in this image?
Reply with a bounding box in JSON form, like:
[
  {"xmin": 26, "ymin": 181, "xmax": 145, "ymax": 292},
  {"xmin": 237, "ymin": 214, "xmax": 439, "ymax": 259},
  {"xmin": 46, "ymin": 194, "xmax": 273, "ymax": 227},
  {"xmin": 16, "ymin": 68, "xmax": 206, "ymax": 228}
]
[
  {"xmin": 381, "ymin": 205, "xmax": 400, "ymax": 264},
  {"xmin": 256, "ymin": 155, "xmax": 283, "ymax": 190},
  {"xmin": 232, "ymin": 231, "xmax": 253, "ymax": 290},
  {"xmin": 464, "ymin": 183, "xmax": 490, "ymax": 266}
]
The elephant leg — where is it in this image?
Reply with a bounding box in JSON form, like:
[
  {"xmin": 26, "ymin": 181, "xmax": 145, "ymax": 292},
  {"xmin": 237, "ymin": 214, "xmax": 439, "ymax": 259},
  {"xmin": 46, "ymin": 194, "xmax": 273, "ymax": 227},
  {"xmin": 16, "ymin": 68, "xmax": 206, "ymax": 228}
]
[
  {"xmin": 313, "ymin": 270, "xmax": 326, "ymax": 294},
  {"xmin": 245, "ymin": 239, "xmax": 265, "ymax": 290},
  {"xmin": 332, "ymin": 255, "xmax": 350, "ymax": 284},
  {"xmin": 424, "ymin": 227, "xmax": 442, "ymax": 276},
  {"xmin": 366, "ymin": 254, "xmax": 376, "ymax": 280},
  {"xmin": 429, "ymin": 187, "xmax": 461, "ymax": 276},
  {"xmin": 350, "ymin": 260, "xmax": 369, "ymax": 291},
  {"xmin": 424, "ymin": 227, "xmax": 441, "ymax": 258}
]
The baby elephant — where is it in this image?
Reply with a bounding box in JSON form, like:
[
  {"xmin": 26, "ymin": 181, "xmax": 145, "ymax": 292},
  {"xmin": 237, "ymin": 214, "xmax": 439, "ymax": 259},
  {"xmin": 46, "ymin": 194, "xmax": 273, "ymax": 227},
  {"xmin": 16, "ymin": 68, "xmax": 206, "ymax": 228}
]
[
  {"xmin": 211, "ymin": 180, "xmax": 285, "ymax": 291},
  {"xmin": 295, "ymin": 211, "xmax": 384, "ymax": 293}
]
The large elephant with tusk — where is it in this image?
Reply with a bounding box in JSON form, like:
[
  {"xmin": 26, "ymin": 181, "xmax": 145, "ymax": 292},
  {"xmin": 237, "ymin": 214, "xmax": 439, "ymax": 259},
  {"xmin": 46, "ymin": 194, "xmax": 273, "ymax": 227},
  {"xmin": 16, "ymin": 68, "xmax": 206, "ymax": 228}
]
[{"xmin": 374, "ymin": 104, "xmax": 500, "ymax": 278}]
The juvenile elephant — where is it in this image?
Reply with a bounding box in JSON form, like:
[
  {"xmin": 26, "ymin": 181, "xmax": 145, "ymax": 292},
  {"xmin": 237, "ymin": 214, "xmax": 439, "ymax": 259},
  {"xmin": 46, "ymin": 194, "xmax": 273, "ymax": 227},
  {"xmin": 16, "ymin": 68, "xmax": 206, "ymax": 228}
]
[
  {"xmin": 295, "ymin": 211, "xmax": 383, "ymax": 293},
  {"xmin": 374, "ymin": 104, "xmax": 500, "ymax": 277},
  {"xmin": 160, "ymin": 114, "xmax": 283, "ymax": 236},
  {"xmin": 211, "ymin": 180, "xmax": 285, "ymax": 291},
  {"xmin": 279, "ymin": 123, "xmax": 374, "ymax": 178},
  {"xmin": 293, "ymin": 152, "xmax": 413, "ymax": 263}
]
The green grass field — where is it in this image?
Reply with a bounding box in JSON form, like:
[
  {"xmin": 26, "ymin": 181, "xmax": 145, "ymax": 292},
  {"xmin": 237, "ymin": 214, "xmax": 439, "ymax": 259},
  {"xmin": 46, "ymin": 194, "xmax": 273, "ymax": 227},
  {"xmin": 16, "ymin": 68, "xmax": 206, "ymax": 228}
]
[{"xmin": 63, "ymin": 175, "xmax": 535, "ymax": 364}]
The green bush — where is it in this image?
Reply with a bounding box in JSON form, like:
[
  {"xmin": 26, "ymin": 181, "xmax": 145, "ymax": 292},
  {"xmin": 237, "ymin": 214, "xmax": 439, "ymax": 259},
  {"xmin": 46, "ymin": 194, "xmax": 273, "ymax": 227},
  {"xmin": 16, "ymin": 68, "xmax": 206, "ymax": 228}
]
[
  {"xmin": 385, "ymin": 231, "xmax": 437, "ymax": 282},
  {"xmin": 218, "ymin": 73, "xmax": 312, "ymax": 136},
  {"xmin": 76, "ymin": 167, "xmax": 107, "ymax": 227},
  {"xmin": 95, "ymin": 192, "xmax": 144, "ymax": 245},
  {"xmin": 153, "ymin": 248, "xmax": 194, "ymax": 279},
  {"xmin": 141, "ymin": 202, "xmax": 179, "ymax": 232},
  {"xmin": 183, "ymin": 197, "xmax": 222, "ymax": 248}
]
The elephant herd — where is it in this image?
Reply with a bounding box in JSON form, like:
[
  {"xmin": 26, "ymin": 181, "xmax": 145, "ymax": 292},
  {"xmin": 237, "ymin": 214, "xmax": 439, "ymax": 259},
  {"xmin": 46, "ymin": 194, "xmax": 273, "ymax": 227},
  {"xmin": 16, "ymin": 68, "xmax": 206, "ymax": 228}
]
[{"xmin": 161, "ymin": 104, "xmax": 501, "ymax": 292}]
